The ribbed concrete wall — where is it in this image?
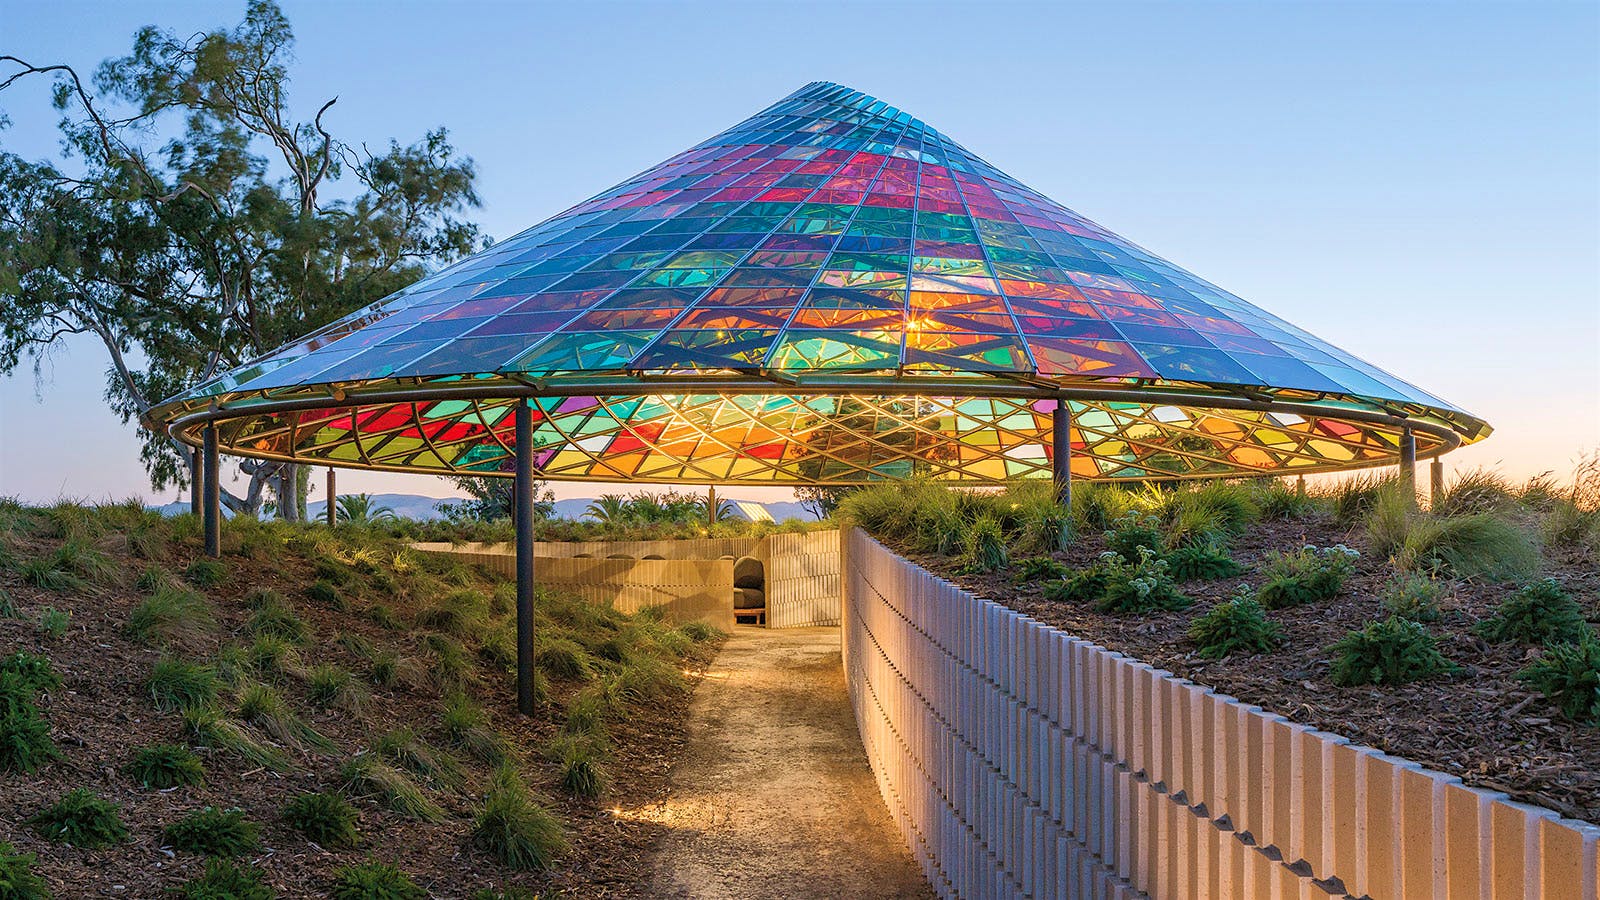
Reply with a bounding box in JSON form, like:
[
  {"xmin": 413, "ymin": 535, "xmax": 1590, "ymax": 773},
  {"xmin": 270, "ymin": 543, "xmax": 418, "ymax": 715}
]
[
  {"xmin": 412, "ymin": 537, "xmax": 758, "ymax": 561},
  {"xmin": 760, "ymin": 529, "xmax": 842, "ymax": 628},
  {"xmin": 842, "ymin": 527, "xmax": 1600, "ymax": 900},
  {"xmin": 413, "ymin": 531, "xmax": 841, "ymax": 629}
]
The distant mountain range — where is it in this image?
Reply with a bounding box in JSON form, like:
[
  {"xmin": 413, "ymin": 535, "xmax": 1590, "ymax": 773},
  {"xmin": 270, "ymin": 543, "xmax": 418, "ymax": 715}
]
[{"xmin": 149, "ymin": 493, "xmax": 818, "ymax": 522}]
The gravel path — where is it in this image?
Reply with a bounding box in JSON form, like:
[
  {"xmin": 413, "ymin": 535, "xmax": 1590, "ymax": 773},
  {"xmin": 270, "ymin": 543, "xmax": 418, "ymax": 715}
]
[{"xmin": 640, "ymin": 626, "xmax": 933, "ymax": 899}]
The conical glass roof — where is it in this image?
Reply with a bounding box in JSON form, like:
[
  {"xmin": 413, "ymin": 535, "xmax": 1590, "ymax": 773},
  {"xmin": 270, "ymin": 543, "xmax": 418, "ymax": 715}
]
[{"xmin": 151, "ymin": 82, "xmax": 1488, "ymax": 484}]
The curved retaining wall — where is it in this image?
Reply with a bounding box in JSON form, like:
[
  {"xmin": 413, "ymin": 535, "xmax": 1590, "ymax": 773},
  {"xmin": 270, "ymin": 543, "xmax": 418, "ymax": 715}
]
[
  {"xmin": 841, "ymin": 527, "xmax": 1600, "ymax": 900},
  {"xmin": 413, "ymin": 530, "xmax": 841, "ymax": 629}
]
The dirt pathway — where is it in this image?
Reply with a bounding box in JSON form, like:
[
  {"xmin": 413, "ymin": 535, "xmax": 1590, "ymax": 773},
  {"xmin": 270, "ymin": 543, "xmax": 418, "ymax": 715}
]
[{"xmin": 638, "ymin": 626, "xmax": 933, "ymax": 900}]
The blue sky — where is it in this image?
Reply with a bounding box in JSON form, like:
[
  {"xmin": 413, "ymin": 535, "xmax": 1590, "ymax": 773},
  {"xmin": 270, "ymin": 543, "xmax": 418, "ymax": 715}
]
[{"xmin": 1, "ymin": 0, "xmax": 1596, "ymax": 505}]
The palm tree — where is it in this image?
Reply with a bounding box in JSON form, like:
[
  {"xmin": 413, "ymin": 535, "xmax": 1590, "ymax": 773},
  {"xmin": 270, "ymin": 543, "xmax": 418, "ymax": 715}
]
[
  {"xmin": 335, "ymin": 493, "xmax": 397, "ymax": 524},
  {"xmin": 584, "ymin": 494, "xmax": 630, "ymax": 525}
]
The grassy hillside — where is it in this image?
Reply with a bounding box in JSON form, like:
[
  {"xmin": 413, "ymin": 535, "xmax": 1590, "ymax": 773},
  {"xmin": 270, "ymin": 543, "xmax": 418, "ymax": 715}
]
[{"xmin": 0, "ymin": 500, "xmax": 723, "ymax": 898}]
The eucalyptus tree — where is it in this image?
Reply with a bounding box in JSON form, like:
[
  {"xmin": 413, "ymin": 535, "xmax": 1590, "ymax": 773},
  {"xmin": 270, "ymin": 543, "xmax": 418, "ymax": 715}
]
[{"xmin": 0, "ymin": 1, "xmax": 482, "ymax": 517}]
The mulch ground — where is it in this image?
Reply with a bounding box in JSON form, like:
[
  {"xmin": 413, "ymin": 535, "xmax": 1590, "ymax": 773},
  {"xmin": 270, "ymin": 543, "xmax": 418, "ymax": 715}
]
[
  {"xmin": 0, "ymin": 526, "xmax": 714, "ymax": 898},
  {"xmin": 900, "ymin": 516, "xmax": 1600, "ymax": 824}
]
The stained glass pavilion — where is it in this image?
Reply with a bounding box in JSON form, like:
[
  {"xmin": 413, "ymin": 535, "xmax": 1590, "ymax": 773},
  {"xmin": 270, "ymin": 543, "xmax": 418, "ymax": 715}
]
[
  {"xmin": 154, "ymin": 81, "xmax": 1489, "ymax": 710},
  {"xmin": 151, "ymin": 82, "xmax": 1487, "ymax": 490}
]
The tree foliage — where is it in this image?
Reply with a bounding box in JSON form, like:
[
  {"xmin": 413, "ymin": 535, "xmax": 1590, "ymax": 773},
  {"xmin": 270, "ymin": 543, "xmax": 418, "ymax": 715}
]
[{"xmin": 0, "ymin": 1, "xmax": 482, "ymax": 516}]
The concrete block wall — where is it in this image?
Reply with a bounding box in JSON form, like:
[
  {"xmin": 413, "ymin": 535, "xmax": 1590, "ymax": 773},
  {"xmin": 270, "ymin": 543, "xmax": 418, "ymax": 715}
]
[
  {"xmin": 841, "ymin": 527, "xmax": 1600, "ymax": 900},
  {"xmin": 412, "ymin": 530, "xmax": 842, "ymax": 629},
  {"xmin": 759, "ymin": 528, "xmax": 842, "ymax": 628}
]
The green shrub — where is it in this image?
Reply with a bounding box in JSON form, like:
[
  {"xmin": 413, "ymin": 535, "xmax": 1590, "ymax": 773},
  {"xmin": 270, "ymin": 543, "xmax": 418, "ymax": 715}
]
[
  {"xmin": 339, "ymin": 753, "xmax": 444, "ymax": 822},
  {"xmin": 366, "ymin": 603, "xmax": 403, "ymax": 630},
  {"xmin": 306, "ymin": 579, "xmax": 342, "ymax": 608},
  {"xmin": 1517, "ymin": 635, "xmax": 1600, "ymax": 725},
  {"xmin": 1169, "ymin": 481, "xmax": 1260, "ymax": 533},
  {"xmin": 536, "ymin": 637, "xmax": 595, "ymax": 681},
  {"xmin": 1254, "ymin": 480, "xmax": 1316, "ymax": 520},
  {"xmin": 127, "ymin": 585, "xmax": 215, "ymax": 644},
  {"xmin": 1163, "ymin": 503, "xmax": 1232, "ymax": 551},
  {"xmin": 1104, "ymin": 512, "xmax": 1163, "ymax": 562},
  {"xmin": 0, "ymin": 672, "xmax": 57, "ymax": 774},
  {"xmin": 1013, "ymin": 556, "xmax": 1068, "ymax": 583},
  {"xmin": 246, "ymin": 594, "xmax": 310, "ymax": 644},
  {"xmin": 17, "ymin": 554, "xmax": 80, "ymax": 592},
  {"xmin": 1188, "ymin": 592, "xmax": 1280, "ymax": 659},
  {"xmin": 28, "ymin": 789, "xmax": 128, "ymax": 848},
  {"xmin": 247, "ymin": 634, "xmax": 302, "ymax": 681},
  {"xmin": 1362, "ymin": 484, "xmax": 1417, "ymax": 560},
  {"xmin": 441, "ymin": 692, "xmax": 510, "ymax": 764},
  {"xmin": 368, "ymin": 651, "xmax": 399, "ymax": 688},
  {"xmin": 329, "ymin": 861, "xmax": 425, "ymax": 900},
  {"xmin": 35, "ymin": 608, "xmax": 69, "ymax": 639},
  {"xmin": 148, "ymin": 658, "xmax": 218, "ymax": 712},
  {"xmin": 164, "ymin": 807, "xmax": 261, "ymax": 856},
  {"xmin": 1399, "ymin": 514, "xmax": 1539, "ymax": 580},
  {"xmin": 1071, "ymin": 481, "xmax": 1134, "ymax": 532},
  {"xmin": 472, "ymin": 765, "xmax": 567, "ymax": 871},
  {"xmin": 1329, "ymin": 617, "xmax": 1457, "ymax": 686},
  {"xmin": 1542, "ymin": 501, "xmax": 1599, "ymax": 562},
  {"xmin": 546, "ymin": 733, "xmax": 609, "ymax": 799},
  {"xmin": 0, "ymin": 652, "xmax": 59, "ymax": 694},
  {"xmin": 0, "ymin": 587, "xmax": 18, "ymax": 619},
  {"xmin": 678, "ymin": 619, "xmax": 724, "ymax": 643},
  {"xmin": 1164, "ymin": 542, "xmax": 1242, "ymax": 581},
  {"xmin": 964, "ymin": 513, "xmax": 1009, "ymax": 573},
  {"xmin": 0, "ymin": 841, "xmax": 51, "ymax": 900},
  {"xmin": 1012, "ymin": 486, "xmax": 1071, "ymax": 554},
  {"xmin": 1435, "ymin": 469, "xmax": 1519, "ymax": 518},
  {"xmin": 421, "ymin": 633, "xmax": 474, "ymax": 689},
  {"xmin": 373, "ymin": 728, "xmax": 463, "ymax": 792},
  {"xmin": 180, "ymin": 705, "xmax": 290, "ymax": 772},
  {"xmin": 339, "ymin": 632, "xmax": 375, "ymax": 659},
  {"xmin": 1329, "ymin": 472, "xmax": 1393, "ymax": 525},
  {"xmin": 1256, "ymin": 545, "xmax": 1358, "ymax": 610},
  {"xmin": 1042, "ymin": 564, "xmax": 1109, "ymax": 603},
  {"xmin": 283, "ymin": 791, "xmax": 360, "ymax": 848},
  {"xmin": 237, "ymin": 683, "xmax": 333, "ymax": 753},
  {"xmin": 21, "ymin": 539, "xmax": 112, "ymax": 591},
  {"xmin": 135, "ymin": 566, "xmax": 170, "ymax": 593},
  {"xmin": 1095, "ymin": 548, "xmax": 1190, "ymax": 614},
  {"xmin": 416, "ymin": 601, "xmax": 478, "ymax": 638},
  {"xmin": 126, "ymin": 743, "xmax": 204, "ymax": 788},
  {"xmin": 1475, "ymin": 579, "xmax": 1588, "ymax": 645},
  {"xmin": 560, "ymin": 687, "xmax": 612, "ymax": 741},
  {"xmin": 183, "ymin": 559, "xmax": 227, "ymax": 588},
  {"xmin": 174, "ymin": 859, "xmax": 276, "ymax": 900},
  {"xmin": 307, "ymin": 664, "xmax": 365, "ymax": 712},
  {"xmin": 1380, "ymin": 573, "xmax": 1442, "ymax": 622}
]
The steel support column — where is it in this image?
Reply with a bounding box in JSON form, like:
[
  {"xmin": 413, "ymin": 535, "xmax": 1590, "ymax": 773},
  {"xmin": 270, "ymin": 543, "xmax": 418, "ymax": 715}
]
[
  {"xmin": 1052, "ymin": 398, "xmax": 1072, "ymax": 507},
  {"xmin": 1399, "ymin": 426, "xmax": 1417, "ymax": 496},
  {"xmin": 514, "ymin": 400, "xmax": 537, "ymax": 716},
  {"xmin": 326, "ymin": 468, "xmax": 337, "ymax": 526},
  {"xmin": 190, "ymin": 448, "xmax": 202, "ymax": 516},
  {"xmin": 203, "ymin": 424, "xmax": 221, "ymax": 558}
]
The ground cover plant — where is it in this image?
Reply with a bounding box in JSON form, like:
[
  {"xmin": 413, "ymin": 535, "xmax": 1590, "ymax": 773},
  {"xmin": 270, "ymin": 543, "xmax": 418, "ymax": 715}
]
[
  {"xmin": 0, "ymin": 500, "xmax": 723, "ymax": 895},
  {"xmin": 1328, "ymin": 617, "xmax": 1458, "ymax": 686},
  {"xmin": 1517, "ymin": 636, "xmax": 1600, "ymax": 726},
  {"xmin": 27, "ymin": 789, "xmax": 129, "ymax": 849},
  {"xmin": 1187, "ymin": 591, "xmax": 1279, "ymax": 659},
  {"xmin": 125, "ymin": 743, "xmax": 205, "ymax": 789},
  {"xmin": 849, "ymin": 464, "xmax": 1600, "ymax": 821}
]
